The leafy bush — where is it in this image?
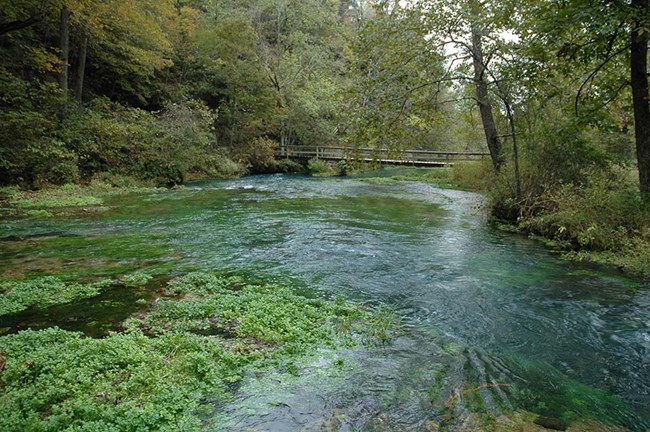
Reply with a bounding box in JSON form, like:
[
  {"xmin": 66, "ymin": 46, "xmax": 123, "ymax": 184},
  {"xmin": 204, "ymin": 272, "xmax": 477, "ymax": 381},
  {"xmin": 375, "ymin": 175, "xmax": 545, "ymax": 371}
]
[
  {"xmin": 274, "ymin": 159, "xmax": 306, "ymax": 173},
  {"xmin": 451, "ymin": 160, "xmax": 495, "ymax": 192},
  {"xmin": 307, "ymin": 158, "xmax": 338, "ymax": 176},
  {"xmin": 490, "ymin": 120, "xmax": 613, "ymax": 220},
  {"xmin": 0, "ymin": 85, "xmax": 241, "ymax": 188},
  {"xmin": 59, "ymin": 98, "xmax": 225, "ymax": 186},
  {"xmin": 520, "ymin": 167, "xmax": 649, "ymax": 250},
  {"xmin": 0, "ymin": 69, "xmax": 76, "ymax": 187},
  {"xmin": 234, "ymin": 137, "xmax": 279, "ymax": 173},
  {"xmin": 497, "ymin": 164, "xmax": 650, "ymax": 273},
  {"xmin": 89, "ymin": 172, "xmax": 153, "ymax": 188}
]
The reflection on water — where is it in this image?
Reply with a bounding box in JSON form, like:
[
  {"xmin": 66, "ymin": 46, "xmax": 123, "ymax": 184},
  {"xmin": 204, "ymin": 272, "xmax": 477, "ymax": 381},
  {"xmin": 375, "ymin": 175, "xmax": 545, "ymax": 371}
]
[{"xmin": 1, "ymin": 173, "xmax": 648, "ymax": 430}]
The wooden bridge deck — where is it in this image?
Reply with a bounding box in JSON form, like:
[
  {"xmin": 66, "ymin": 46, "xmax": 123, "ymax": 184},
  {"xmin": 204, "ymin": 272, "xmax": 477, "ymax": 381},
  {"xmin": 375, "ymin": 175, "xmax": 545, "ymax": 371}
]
[{"xmin": 276, "ymin": 145, "xmax": 489, "ymax": 167}]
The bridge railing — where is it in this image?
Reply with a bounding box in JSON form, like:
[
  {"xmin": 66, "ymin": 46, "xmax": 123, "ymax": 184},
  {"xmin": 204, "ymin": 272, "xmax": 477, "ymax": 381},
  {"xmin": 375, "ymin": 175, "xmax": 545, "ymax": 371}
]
[{"xmin": 276, "ymin": 145, "xmax": 490, "ymax": 164}]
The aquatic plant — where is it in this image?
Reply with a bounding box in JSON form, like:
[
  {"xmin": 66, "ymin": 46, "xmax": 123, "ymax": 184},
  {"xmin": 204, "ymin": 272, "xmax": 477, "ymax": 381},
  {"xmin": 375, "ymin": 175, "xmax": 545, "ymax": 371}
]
[
  {"xmin": 0, "ymin": 272, "xmax": 391, "ymax": 431},
  {"xmin": 121, "ymin": 272, "xmax": 153, "ymax": 288},
  {"xmin": 0, "ymin": 277, "xmax": 110, "ymax": 316}
]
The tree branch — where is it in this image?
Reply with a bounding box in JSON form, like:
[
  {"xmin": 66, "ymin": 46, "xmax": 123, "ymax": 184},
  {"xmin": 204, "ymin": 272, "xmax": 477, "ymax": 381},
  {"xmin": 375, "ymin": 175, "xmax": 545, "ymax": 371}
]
[
  {"xmin": 575, "ymin": 44, "xmax": 630, "ymax": 115},
  {"xmin": 0, "ymin": 2, "xmax": 48, "ymax": 36}
]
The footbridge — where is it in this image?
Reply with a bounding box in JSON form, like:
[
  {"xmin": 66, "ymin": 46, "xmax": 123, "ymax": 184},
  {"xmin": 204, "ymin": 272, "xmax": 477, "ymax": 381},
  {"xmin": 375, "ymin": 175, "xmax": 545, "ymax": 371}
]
[{"xmin": 276, "ymin": 145, "xmax": 490, "ymax": 167}]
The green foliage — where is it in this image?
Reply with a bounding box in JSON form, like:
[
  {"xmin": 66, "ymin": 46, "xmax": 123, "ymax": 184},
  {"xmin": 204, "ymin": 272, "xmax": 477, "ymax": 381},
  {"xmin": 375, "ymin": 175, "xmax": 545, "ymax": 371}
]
[
  {"xmin": 0, "ymin": 69, "xmax": 73, "ymax": 186},
  {"xmin": 121, "ymin": 272, "xmax": 153, "ymax": 288},
  {"xmin": 59, "ymin": 98, "xmax": 226, "ymax": 186},
  {"xmin": 451, "ymin": 161, "xmax": 495, "ymax": 192},
  {"xmin": 489, "ymin": 116, "xmax": 622, "ymax": 221},
  {"xmin": 125, "ymin": 272, "xmax": 368, "ymax": 348},
  {"xmin": 0, "ymin": 328, "xmax": 230, "ymax": 432},
  {"xmin": 345, "ymin": 4, "xmax": 449, "ymax": 150},
  {"xmin": 234, "ymin": 137, "xmax": 279, "ymax": 173},
  {"xmin": 365, "ymin": 307, "xmax": 401, "ymax": 344},
  {"xmin": 519, "ymin": 166, "xmax": 650, "ymax": 248},
  {"xmin": 17, "ymin": 194, "xmax": 103, "ymax": 209},
  {"xmin": 274, "ymin": 159, "xmax": 307, "ymax": 173},
  {"xmin": 0, "ymin": 271, "xmax": 391, "ymax": 431},
  {"xmin": 509, "ymin": 359, "xmax": 635, "ymax": 426},
  {"xmin": 3, "ymin": 183, "xmax": 162, "ymax": 219},
  {"xmin": 0, "ymin": 277, "xmax": 108, "ymax": 316},
  {"xmin": 386, "ymin": 162, "xmax": 494, "ymax": 192},
  {"xmin": 495, "ymin": 163, "xmax": 650, "ymax": 274},
  {"xmin": 307, "ymin": 158, "xmax": 339, "ymax": 176}
]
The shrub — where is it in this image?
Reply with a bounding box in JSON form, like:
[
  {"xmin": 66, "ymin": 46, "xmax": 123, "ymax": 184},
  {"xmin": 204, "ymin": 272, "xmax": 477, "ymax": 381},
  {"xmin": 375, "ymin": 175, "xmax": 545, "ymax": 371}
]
[
  {"xmin": 235, "ymin": 137, "xmax": 278, "ymax": 173},
  {"xmin": 274, "ymin": 159, "xmax": 306, "ymax": 173},
  {"xmin": 307, "ymin": 158, "xmax": 338, "ymax": 176},
  {"xmin": 194, "ymin": 149, "xmax": 244, "ymax": 179},
  {"xmin": 0, "ymin": 69, "xmax": 76, "ymax": 187},
  {"xmin": 451, "ymin": 159, "xmax": 495, "ymax": 191},
  {"xmin": 520, "ymin": 166, "xmax": 649, "ymax": 251}
]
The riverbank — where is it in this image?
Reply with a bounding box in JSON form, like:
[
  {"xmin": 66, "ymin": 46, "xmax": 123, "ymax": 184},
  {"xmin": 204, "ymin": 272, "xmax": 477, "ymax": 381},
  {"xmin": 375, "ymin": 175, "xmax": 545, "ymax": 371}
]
[
  {"xmin": 374, "ymin": 163, "xmax": 650, "ymax": 277},
  {"xmin": 0, "ymin": 182, "xmax": 166, "ymax": 219}
]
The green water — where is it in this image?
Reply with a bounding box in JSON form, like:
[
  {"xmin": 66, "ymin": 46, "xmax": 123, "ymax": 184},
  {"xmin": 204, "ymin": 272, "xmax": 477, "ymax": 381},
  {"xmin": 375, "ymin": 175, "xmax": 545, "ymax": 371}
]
[{"xmin": 1, "ymin": 173, "xmax": 649, "ymax": 430}]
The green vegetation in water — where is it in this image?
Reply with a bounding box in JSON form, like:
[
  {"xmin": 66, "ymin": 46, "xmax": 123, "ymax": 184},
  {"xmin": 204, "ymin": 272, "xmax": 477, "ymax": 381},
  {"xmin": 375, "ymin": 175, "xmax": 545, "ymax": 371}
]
[
  {"xmin": 352, "ymin": 162, "xmax": 493, "ymax": 192},
  {"xmin": 0, "ymin": 272, "xmax": 389, "ymax": 431},
  {"xmin": 0, "ymin": 277, "xmax": 110, "ymax": 316},
  {"xmin": 0, "ymin": 231, "xmax": 175, "ymax": 281},
  {"xmin": 1, "ymin": 182, "xmax": 165, "ymax": 219},
  {"xmin": 124, "ymin": 272, "xmax": 368, "ymax": 348},
  {"xmin": 0, "ymin": 269, "xmax": 157, "ymax": 317},
  {"xmin": 468, "ymin": 410, "xmax": 629, "ymax": 432},
  {"xmin": 417, "ymin": 347, "xmax": 642, "ymax": 432},
  {"xmin": 507, "ymin": 360, "xmax": 635, "ymax": 426}
]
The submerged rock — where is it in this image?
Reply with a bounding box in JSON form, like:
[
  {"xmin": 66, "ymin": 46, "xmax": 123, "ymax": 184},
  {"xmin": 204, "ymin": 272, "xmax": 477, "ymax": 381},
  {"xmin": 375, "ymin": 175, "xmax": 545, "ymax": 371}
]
[{"xmin": 533, "ymin": 416, "xmax": 569, "ymax": 431}]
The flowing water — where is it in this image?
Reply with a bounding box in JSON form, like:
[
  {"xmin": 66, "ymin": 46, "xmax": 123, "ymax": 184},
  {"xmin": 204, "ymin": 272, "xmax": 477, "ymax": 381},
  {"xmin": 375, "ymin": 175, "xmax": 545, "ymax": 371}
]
[{"xmin": 1, "ymin": 173, "xmax": 649, "ymax": 431}]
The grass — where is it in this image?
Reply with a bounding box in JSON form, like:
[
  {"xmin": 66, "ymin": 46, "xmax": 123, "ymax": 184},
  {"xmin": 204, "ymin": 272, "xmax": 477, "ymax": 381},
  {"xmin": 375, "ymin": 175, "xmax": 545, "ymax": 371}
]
[{"xmin": 0, "ymin": 271, "xmax": 393, "ymax": 431}]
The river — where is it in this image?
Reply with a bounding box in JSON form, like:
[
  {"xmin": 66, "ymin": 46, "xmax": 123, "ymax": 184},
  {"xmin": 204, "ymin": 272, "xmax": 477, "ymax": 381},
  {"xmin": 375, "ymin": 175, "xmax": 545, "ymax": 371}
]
[{"xmin": 1, "ymin": 173, "xmax": 649, "ymax": 430}]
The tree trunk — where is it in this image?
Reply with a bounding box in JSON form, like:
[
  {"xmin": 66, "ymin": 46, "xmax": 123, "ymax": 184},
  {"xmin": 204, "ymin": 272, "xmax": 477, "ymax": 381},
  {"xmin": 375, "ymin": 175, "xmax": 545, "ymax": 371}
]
[
  {"xmin": 631, "ymin": 0, "xmax": 650, "ymax": 198},
  {"xmin": 58, "ymin": 5, "xmax": 70, "ymax": 93},
  {"xmin": 471, "ymin": 25, "xmax": 503, "ymax": 171},
  {"xmin": 74, "ymin": 32, "xmax": 88, "ymax": 106}
]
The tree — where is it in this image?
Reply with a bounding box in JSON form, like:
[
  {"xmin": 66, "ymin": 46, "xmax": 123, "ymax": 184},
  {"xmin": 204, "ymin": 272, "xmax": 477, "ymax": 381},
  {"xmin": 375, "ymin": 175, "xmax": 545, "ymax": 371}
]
[
  {"xmin": 470, "ymin": 18, "xmax": 504, "ymax": 170},
  {"xmin": 630, "ymin": 0, "xmax": 650, "ymax": 198},
  {"xmin": 58, "ymin": 5, "xmax": 70, "ymax": 93},
  {"xmin": 0, "ymin": 1, "xmax": 48, "ymax": 36},
  {"xmin": 250, "ymin": 0, "xmax": 347, "ymax": 146},
  {"xmin": 345, "ymin": 1, "xmax": 449, "ymax": 152},
  {"xmin": 408, "ymin": 0, "xmax": 518, "ymax": 171},
  {"xmin": 516, "ymin": 0, "xmax": 650, "ymax": 197}
]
